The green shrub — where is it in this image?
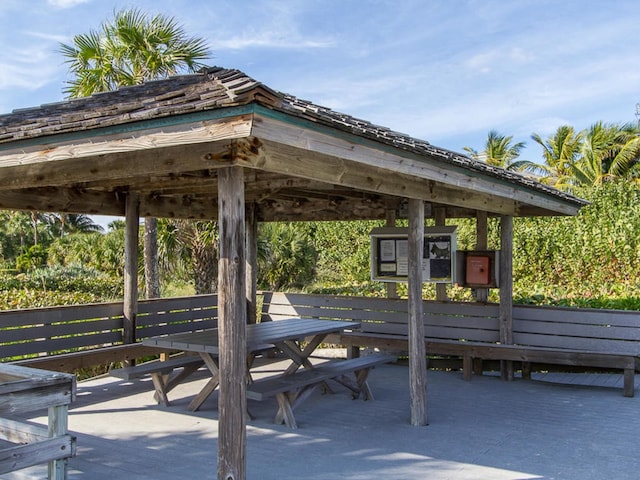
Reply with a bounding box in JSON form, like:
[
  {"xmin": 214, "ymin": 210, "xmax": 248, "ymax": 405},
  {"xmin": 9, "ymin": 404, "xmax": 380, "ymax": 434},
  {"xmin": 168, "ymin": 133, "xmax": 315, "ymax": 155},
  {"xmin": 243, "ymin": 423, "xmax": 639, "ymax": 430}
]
[
  {"xmin": 0, "ymin": 264, "xmax": 122, "ymax": 299},
  {"xmin": 0, "ymin": 289, "xmax": 104, "ymax": 309}
]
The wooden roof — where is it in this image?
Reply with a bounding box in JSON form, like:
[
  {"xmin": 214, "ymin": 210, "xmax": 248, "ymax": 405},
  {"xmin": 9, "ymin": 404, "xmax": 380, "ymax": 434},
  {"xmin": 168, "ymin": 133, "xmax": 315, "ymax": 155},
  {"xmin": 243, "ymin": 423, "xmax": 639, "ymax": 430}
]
[{"xmin": 0, "ymin": 67, "xmax": 586, "ymax": 221}]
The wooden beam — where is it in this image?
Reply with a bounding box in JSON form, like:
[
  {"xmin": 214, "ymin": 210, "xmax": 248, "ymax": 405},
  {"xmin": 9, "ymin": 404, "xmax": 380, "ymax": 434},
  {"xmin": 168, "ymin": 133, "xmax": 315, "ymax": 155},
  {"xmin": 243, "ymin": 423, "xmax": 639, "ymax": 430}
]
[
  {"xmin": 255, "ymin": 195, "xmax": 387, "ymax": 222},
  {"xmin": 251, "ymin": 115, "xmax": 581, "ymax": 216},
  {"xmin": 0, "ymin": 116, "xmax": 253, "ymax": 168},
  {"xmin": 0, "ymin": 140, "xmax": 235, "ymax": 190},
  {"xmin": 140, "ymin": 194, "xmax": 218, "ymax": 220},
  {"xmin": 0, "ymin": 188, "xmax": 123, "ymax": 216},
  {"xmin": 408, "ymin": 198, "xmax": 428, "ymax": 426},
  {"xmin": 237, "ymin": 137, "xmax": 522, "ymax": 216},
  {"xmin": 499, "ymin": 215, "xmax": 514, "ymax": 381},
  {"xmin": 217, "ymin": 166, "xmax": 247, "ymax": 480}
]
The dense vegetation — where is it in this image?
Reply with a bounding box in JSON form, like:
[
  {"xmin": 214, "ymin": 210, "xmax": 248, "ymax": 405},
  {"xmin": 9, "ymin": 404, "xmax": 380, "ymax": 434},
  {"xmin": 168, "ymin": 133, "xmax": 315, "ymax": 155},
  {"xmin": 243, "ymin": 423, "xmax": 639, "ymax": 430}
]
[{"xmin": 0, "ymin": 180, "xmax": 639, "ymax": 311}]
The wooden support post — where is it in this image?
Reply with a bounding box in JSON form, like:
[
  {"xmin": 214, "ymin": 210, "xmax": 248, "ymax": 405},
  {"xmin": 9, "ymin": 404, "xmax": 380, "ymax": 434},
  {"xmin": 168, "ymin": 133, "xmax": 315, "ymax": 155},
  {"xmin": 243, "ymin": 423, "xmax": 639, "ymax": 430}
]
[
  {"xmin": 475, "ymin": 210, "xmax": 489, "ymax": 302},
  {"xmin": 217, "ymin": 166, "xmax": 247, "ymax": 480},
  {"xmin": 48, "ymin": 405, "xmax": 69, "ymax": 480},
  {"xmin": 408, "ymin": 199, "xmax": 428, "ymax": 426},
  {"xmin": 143, "ymin": 217, "xmax": 160, "ymax": 299},
  {"xmin": 385, "ymin": 208, "xmax": 399, "ymax": 299},
  {"xmin": 499, "ymin": 214, "xmax": 514, "ymax": 381},
  {"xmin": 434, "ymin": 207, "xmax": 448, "ymax": 301},
  {"xmin": 245, "ymin": 203, "xmax": 258, "ymax": 324},
  {"xmin": 124, "ymin": 193, "xmax": 139, "ymax": 367}
]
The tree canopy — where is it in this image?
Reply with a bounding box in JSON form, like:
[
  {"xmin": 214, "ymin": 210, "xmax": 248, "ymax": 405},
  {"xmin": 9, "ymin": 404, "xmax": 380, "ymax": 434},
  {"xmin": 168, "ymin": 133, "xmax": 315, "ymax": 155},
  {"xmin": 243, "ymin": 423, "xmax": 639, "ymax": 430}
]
[{"xmin": 59, "ymin": 8, "xmax": 210, "ymax": 97}]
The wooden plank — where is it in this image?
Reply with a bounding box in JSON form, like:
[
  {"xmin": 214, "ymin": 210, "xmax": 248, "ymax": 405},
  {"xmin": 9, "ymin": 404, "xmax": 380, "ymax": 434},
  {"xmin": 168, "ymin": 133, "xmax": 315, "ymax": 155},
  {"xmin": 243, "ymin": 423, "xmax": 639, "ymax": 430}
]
[
  {"xmin": 513, "ymin": 318, "xmax": 640, "ymax": 341},
  {"xmin": 0, "ymin": 302, "xmax": 123, "ymax": 328},
  {"xmin": 513, "ymin": 332, "xmax": 639, "ymax": 354},
  {"xmin": 138, "ymin": 294, "xmax": 218, "ymax": 314},
  {"xmin": 0, "ymin": 385, "xmax": 74, "ymax": 416},
  {"xmin": 136, "ymin": 309, "xmax": 216, "ymax": 327},
  {"xmin": 514, "ymin": 304, "xmax": 640, "ymax": 328},
  {"xmin": 109, "ymin": 355, "xmax": 204, "ymax": 380},
  {"xmin": 136, "ymin": 320, "xmax": 217, "ymax": 339},
  {"xmin": 0, "ymin": 318, "xmax": 122, "ymax": 343},
  {"xmin": 0, "ymin": 417, "xmax": 49, "ymax": 444},
  {"xmin": 0, "ymin": 331, "xmax": 123, "ymax": 359},
  {"xmin": 0, "ymin": 435, "xmax": 74, "ymax": 475}
]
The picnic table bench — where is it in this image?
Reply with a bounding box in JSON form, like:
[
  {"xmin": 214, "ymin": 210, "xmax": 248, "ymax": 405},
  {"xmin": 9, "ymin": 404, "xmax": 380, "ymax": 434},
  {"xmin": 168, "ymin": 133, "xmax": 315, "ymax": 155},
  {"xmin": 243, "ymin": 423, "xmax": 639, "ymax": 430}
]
[
  {"xmin": 261, "ymin": 292, "xmax": 640, "ymax": 397},
  {"xmin": 246, "ymin": 354, "xmax": 395, "ymax": 428},
  {"xmin": 109, "ymin": 355, "xmax": 204, "ymax": 406}
]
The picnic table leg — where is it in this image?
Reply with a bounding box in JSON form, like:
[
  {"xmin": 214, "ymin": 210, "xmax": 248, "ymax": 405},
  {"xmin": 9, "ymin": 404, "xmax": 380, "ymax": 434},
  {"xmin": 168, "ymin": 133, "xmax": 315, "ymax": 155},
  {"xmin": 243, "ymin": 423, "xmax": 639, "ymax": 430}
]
[
  {"xmin": 355, "ymin": 368, "xmax": 374, "ymax": 400},
  {"xmin": 150, "ymin": 373, "xmax": 171, "ymax": 406},
  {"xmin": 277, "ymin": 334, "xmax": 328, "ymax": 375},
  {"xmin": 623, "ymin": 368, "xmax": 634, "ymax": 397},
  {"xmin": 188, "ymin": 353, "xmax": 220, "ymax": 411},
  {"xmin": 462, "ymin": 355, "xmax": 472, "ymax": 381},
  {"xmin": 151, "ymin": 361, "xmax": 204, "ymax": 406},
  {"xmin": 274, "ymin": 392, "xmax": 298, "ymax": 429}
]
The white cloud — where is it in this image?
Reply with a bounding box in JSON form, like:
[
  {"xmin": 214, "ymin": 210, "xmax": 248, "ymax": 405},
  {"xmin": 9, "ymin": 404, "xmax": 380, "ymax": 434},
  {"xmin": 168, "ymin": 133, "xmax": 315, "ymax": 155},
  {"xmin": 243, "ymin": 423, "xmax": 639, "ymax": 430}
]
[
  {"xmin": 212, "ymin": 30, "xmax": 334, "ymax": 50},
  {"xmin": 465, "ymin": 47, "xmax": 534, "ymax": 75},
  {"xmin": 25, "ymin": 30, "xmax": 69, "ymax": 43},
  {"xmin": 46, "ymin": 0, "xmax": 92, "ymax": 8}
]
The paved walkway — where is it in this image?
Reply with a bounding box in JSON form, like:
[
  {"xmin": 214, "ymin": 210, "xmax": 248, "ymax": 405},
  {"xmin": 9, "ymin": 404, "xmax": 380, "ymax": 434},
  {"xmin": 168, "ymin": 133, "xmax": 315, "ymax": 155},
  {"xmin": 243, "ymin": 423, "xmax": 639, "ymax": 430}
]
[{"xmin": 2, "ymin": 358, "xmax": 638, "ymax": 480}]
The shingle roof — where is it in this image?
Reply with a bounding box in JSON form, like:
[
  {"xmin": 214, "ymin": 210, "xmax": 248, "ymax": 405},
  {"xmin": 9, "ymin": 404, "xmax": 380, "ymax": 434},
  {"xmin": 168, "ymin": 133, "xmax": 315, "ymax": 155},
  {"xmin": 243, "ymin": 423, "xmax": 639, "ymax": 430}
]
[{"xmin": 0, "ymin": 66, "xmax": 586, "ymax": 207}]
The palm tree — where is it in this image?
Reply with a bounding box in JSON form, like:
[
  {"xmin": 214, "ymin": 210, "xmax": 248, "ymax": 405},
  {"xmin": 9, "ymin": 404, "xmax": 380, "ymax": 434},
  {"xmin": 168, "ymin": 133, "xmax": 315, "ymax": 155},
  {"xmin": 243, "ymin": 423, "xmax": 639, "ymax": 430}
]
[
  {"xmin": 572, "ymin": 122, "xmax": 640, "ymax": 187},
  {"xmin": 60, "ymin": 8, "xmax": 209, "ymax": 96},
  {"xmin": 60, "ymin": 8, "xmax": 211, "ymax": 298},
  {"xmin": 158, "ymin": 219, "xmax": 218, "ymax": 295},
  {"xmin": 46, "ymin": 214, "xmax": 103, "ymax": 237},
  {"xmin": 464, "ymin": 130, "xmax": 526, "ymax": 170},
  {"xmin": 530, "ymin": 125, "xmax": 583, "ymax": 189},
  {"xmin": 257, "ymin": 223, "xmax": 317, "ymax": 290}
]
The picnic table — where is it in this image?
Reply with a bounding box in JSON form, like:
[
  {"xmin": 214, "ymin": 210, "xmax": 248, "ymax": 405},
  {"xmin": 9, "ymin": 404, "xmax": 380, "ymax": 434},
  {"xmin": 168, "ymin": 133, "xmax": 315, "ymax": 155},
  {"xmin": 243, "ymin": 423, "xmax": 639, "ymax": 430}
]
[{"xmin": 142, "ymin": 318, "xmax": 362, "ymax": 412}]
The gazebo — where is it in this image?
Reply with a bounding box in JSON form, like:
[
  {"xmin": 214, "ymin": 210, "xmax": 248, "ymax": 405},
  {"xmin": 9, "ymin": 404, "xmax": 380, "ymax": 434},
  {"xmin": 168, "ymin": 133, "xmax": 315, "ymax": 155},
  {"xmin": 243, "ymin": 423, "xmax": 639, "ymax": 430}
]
[{"xmin": 0, "ymin": 67, "xmax": 586, "ymax": 480}]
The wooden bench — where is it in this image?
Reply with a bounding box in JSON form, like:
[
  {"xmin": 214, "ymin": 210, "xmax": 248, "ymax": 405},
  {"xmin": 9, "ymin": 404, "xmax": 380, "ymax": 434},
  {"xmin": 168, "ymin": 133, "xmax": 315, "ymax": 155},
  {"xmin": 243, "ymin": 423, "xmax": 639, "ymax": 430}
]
[
  {"xmin": 109, "ymin": 355, "xmax": 204, "ymax": 406},
  {"xmin": 246, "ymin": 354, "xmax": 395, "ymax": 428},
  {"xmin": 261, "ymin": 292, "xmax": 640, "ymax": 397}
]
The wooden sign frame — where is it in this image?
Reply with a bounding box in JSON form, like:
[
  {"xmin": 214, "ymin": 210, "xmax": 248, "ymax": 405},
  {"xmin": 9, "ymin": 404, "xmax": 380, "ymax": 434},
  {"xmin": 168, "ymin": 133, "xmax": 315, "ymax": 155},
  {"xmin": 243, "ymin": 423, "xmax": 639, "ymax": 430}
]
[{"xmin": 370, "ymin": 226, "xmax": 457, "ymax": 283}]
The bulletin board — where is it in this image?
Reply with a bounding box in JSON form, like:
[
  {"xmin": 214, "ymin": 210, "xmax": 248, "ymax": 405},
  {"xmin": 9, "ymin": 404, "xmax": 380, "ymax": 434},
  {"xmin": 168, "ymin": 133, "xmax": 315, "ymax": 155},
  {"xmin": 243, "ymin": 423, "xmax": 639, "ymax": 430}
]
[{"xmin": 370, "ymin": 226, "xmax": 457, "ymax": 283}]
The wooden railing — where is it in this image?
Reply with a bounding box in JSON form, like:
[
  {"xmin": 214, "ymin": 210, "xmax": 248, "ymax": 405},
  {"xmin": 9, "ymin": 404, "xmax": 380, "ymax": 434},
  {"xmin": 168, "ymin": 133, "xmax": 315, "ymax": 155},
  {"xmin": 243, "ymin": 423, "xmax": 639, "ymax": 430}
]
[{"xmin": 0, "ymin": 295, "xmax": 217, "ymax": 371}]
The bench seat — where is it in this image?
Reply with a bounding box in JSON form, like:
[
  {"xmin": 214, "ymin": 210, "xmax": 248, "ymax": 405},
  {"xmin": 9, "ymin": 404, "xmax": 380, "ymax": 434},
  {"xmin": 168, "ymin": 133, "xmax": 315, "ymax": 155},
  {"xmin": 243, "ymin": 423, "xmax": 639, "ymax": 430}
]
[
  {"xmin": 109, "ymin": 355, "xmax": 204, "ymax": 406},
  {"xmin": 338, "ymin": 331, "xmax": 638, "ymax": 397},
  {"xmin": 247, "ymin": 354, "xmax": 395, "ymax": 428}
]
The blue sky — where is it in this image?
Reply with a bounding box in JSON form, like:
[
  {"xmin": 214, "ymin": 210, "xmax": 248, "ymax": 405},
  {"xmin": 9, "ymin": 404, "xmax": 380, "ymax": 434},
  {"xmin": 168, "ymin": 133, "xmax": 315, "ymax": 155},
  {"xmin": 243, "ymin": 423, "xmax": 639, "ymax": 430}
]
[{"xmin": 1, "ymin": 0, "xmax": 639, "ymax": 164}]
